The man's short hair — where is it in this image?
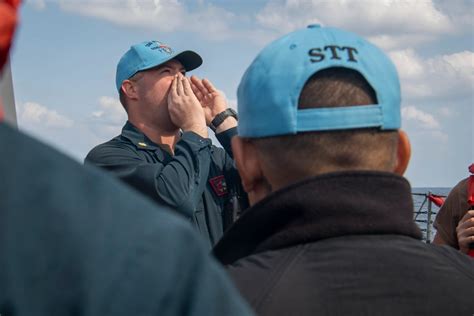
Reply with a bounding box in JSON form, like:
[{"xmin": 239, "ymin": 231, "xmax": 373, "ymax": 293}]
[{"xmin": 251, "ymin": 68, "xmax": 398, "ymax": 177}]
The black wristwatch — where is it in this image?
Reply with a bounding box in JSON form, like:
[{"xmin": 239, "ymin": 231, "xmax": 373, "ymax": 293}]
[{"xmin": 210, "ymin": 108, "xmax": 238, "ymax": 132}]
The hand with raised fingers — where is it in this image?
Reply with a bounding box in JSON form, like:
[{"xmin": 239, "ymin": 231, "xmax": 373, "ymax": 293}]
[
  {"xmin": 456, "ymin": 209, "xmax": 474, "ymax": 254},
  {"xmin": 168, "ymin": 73, "xmax": 208, "ymax": 138},
  {"xmin": 190, "ymin": 76, "xmax": 228, "ymax": 126}
]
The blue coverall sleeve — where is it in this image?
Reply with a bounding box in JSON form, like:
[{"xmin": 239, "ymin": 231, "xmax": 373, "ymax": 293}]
[
  {"xmin": 215, "ymin": 127, "xmax": 239, "ymax": 178},
  {"xmin": 216, "ymin": 126, "xmax": 237, "ymax": 160}
]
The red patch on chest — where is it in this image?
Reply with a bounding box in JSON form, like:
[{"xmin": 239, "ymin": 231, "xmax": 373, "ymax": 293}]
[{"xmin": 209, "ymin": 175, "xmax": 228, "ymax": 197}]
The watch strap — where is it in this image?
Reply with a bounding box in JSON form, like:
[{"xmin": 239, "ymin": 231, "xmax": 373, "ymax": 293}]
[{"xmin": 210, "ymin": 108, "xmax": 238, "ymax": 132}]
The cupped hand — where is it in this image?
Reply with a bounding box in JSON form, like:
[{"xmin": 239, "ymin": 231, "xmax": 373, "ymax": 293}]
[
  {"xmin": 190, "ymin": 76, "xmax": 227, "ymax": 125},
  {"xmin": 168, "ymin": 73, "xmax": 207, "ymax": 138},
  {"xmin": 456, "ymin": 209, "xmax": 474, "ymax": 254}
]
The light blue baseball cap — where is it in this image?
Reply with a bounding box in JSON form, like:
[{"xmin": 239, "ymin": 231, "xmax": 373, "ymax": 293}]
[
  {"xmin": 116, "ymin": 40, "xmax": 202, "ymax": 92},
  {"xmin": 237, "ymin": 25, "xmax": 401, "ymax": 138}
]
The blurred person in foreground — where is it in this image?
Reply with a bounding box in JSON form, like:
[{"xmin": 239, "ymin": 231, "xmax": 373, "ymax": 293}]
[
  {"xmin": 213, "ymin": 24, "xmax": 474, "ymax": 316},
  {"xmin": 433, "ymin": 164, "xmax": 474, "ymax": 255},
  {"xmin": 0, "ymin": 1, "xmax": 253, "ymax": 315}
]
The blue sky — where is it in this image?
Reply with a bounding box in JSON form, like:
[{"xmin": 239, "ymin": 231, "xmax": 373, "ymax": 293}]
[{"xmin": 7, "ymin": 0, "xmax": 474, "ymax": 187}]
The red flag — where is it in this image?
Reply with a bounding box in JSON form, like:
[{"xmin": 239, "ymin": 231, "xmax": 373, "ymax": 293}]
[
  {"xmin": 468, "ymin": 177, "xmax": 474, "ymax": 206},
  {"xmin": 468, "ymin": 164, "xmax": 474, "ymax": 206},
  {"xmin": 0, "ymin": 0, "xmax": 20, "ymax": 71},
  {"xmin": 427, "ymin": 194, "xmax": 445, "ymax": 207}
]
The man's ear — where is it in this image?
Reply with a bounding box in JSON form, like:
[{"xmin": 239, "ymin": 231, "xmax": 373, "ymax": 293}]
[
  {"xmin": 121, "ymin": 80, "xmax": 138, "ymax": 100},
  {"xmin": 394, "ymin": 130, "xmax": 411, "ymax": 175},
  {"xmin": 231, "ymin": 136, "xmax": 264, "ymax": 193}
]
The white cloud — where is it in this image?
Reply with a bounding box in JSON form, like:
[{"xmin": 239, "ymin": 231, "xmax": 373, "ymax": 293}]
[
  {"xmin": 389, "ymin": 49, "xmax": 432, "ymax": 99},
  {"xmin": 427, "ymin": 51, "xmax": 473, "ymax": 85},
  {"xmin": 433, "ymin": 0, "xmax": 474, "ymax": 34},
  {"xmin": 58, "ymin": 0, "xmax": 237, "ymax": 41},
  {"xmin": 389, "ymin": 49, "xmax": 425, "ymax": 79},
  {"xmin": 92, "ymin": 96, "xmax": 127, "ymax": 124},
  {"xmin": 368, "ymin": 34, "xmax": 438, "ymax": 51},
  {"xmin": 255, "ymin": 0, "xmax": 454, "ymax": 50},
  {"xmin": 59, "ymin": 0, "xmax": 183, "ymax": 32},
  {"xmin": 256, "ymin": 1, "xmax": 323, "ymax": 35},
  {"xmin": 18, "ymin": 102, "xmax": 74, "ymax": 128},
  {"xmin": 402, "ymin": 106, "xmax": 440, "ymax": 129},
  {"xmin": 390, "ymin": 49, "xmax": 474, "ymax": 101},
  {"xmin": 47, "ymin": 0, "xmax": 467, "ymax": 50},
  {"xmin": 89, "ymin": 96, "xmax": 127, "ymax": 139}
]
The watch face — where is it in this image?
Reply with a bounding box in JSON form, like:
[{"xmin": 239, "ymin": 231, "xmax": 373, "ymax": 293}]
[{"xmin": 223, "ymin": 108, "xmax": 237, "ymax": 119}]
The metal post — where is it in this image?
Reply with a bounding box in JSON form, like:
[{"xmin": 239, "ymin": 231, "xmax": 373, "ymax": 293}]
[
  {"xmin": 426, "ymin": 191, "xmax": 432, "ymax": 243},
  {"xmin": 0, "ymin": 59, "xmax": 17, "ymax": 127}
]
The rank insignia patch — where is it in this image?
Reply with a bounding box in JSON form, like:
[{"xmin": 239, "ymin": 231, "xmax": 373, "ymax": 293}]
[{"xmin": 209, "ymin": 175, "xmax": 228, "ymax": 197}]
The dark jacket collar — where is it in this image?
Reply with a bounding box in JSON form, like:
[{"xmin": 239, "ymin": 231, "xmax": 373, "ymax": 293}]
[
  {"xmin": 121, "ymin": 121, "xmax": 183, "ymax": 156},
  {"xmin": 213, "ymin": 171, "xmax": 422, "ymax": 265},
  {"xmin": 120, "ymin": 121, "xmax": 161, "ymax": 151}
]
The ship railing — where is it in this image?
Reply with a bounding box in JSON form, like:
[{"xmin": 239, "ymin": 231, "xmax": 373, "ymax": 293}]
[{"xmin": 412, "ymin": 192, "xmax": 446, "ymax": 243}]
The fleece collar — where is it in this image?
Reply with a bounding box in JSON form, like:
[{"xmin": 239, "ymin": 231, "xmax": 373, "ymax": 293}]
[{"xmin": 214, "ymin": 171, "xmax": 421, "ymax": 265}]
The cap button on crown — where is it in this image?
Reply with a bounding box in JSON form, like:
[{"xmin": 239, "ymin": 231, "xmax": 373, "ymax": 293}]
[{"xmin": 307, "ymin": 24, "xmax": 321, "ymax": 29}]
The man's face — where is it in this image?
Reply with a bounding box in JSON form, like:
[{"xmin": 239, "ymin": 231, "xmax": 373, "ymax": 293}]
[{"xmin": 133, "ymin": 59, "xmax": 185, "ymax": 124}]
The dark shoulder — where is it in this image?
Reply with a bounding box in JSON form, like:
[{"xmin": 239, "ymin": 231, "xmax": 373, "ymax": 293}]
[
  {"xmin": 427, "ymin": 243, "xmax": 474, "ymax": 279},
  {"xmin": 210, "ymin": 143, "xmax": 226, "ymax": 156},
  {"xmin": 227, "ymin": 247, "xmax": 302, "ymax": 294},
  {"xmin": 85, "ymin": 134, "xmax": 137, "ymax": 163},
  {"xmin": 439, "ymin": 177, "xmax": 470, "ymax": 218},
  {"xmin": 1, "ymin": 125, "xmax": 137, "ymax": 211},
  {"xmin": 209, "ymin": 144, "xmax": 228, "ymax": 166},
  {"xmin": 449, "ymin": 177, "xmax": 469, "ymax": 200},
  {"xmin": 0, "ymin": 123, "xmax": 87, "ymax": 177}
]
